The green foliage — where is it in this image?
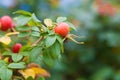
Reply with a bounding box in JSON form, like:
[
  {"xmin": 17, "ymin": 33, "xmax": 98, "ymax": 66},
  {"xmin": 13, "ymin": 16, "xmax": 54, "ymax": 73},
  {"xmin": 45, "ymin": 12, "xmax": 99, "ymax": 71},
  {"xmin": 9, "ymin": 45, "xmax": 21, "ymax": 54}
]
[
  {"xmin": 8, "ymin": 62, "xmax": 25, "ymax": 69},
  {"xmin": 1, "ymin": 0, "xmax": 120, "ymax": 80},
  {"xmin": 45, "ymin": 35, "xmax": 56, "ymax": 48},
  {"xmin": 12, "ymin": 54, "xmax": 23, "ymax": 62},
  {"xmin": 65, "ymin": 21, "xmax": 77, "ymax": 31},
  {"xmin": 16, "ymin": 26, "xmax": 31, "ymax": 31},
  {"xmin": 37, "ymin": 77, "xmax": 45, "ymax": 80},
  {"xmin": 0, "ymin": 9, "xmax": 80, "ymax": 79},
  {"xmin": 0, "ymin": 60, "xmax": 7, "ymax": 67},
  {"xmin": 27, "ymin": 1, "xmax": 120, "ymax": 80},
  {"xmin": 13, "ymin": 10, "xmax": 32, "ymax": 16},
  {"xmin": 15, "ymin": 15, "xmax": 31, "ymax": 26},
  {"xmin": 30, "ymin": 46, "xmax": 42, "ymax": 62},
  {"xmin": 56, "ymin": 17, "xmax": 67, "ymax": 23},
  {"xmin": 0, "ymin": 66, "xmax": 12, "ymax": 80},
  {"xmin": 0, "ymin": 60, "xmax": 12, "ymax": 80}
]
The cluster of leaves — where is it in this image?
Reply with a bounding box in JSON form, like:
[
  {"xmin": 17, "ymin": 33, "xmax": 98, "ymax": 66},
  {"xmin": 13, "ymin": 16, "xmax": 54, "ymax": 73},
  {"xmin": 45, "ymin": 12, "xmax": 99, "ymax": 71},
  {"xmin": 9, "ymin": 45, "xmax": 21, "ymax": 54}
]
[
  {"xmin": 0, "ymin": 10, "xmax": 82, "ymax": 80},
  {"xmin": 54, "ymin": 1, "xmax": 120, "ymax": 80}
]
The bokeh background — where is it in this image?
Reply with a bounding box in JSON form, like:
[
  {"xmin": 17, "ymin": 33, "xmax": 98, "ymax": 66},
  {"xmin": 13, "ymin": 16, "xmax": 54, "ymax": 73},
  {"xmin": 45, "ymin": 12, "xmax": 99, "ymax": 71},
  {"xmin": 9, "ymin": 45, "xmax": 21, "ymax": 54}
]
[{"xmin": 1, "ymin": 0, "xmax": 120, "ymax": 80}]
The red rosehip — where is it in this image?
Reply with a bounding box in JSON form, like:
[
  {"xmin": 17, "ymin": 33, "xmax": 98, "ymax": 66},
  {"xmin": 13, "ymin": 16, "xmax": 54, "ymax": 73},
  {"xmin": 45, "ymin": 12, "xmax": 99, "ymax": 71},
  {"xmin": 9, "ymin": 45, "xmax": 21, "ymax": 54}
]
[
  {"xmin": 11, "ymin": 23, "xmax": 16, "ymax": 28},
  {"xmin": 0, "ymin": 16, "xmax": 12, "ymax": 31},
  {"xmin": 54, "ymin": 22, "xmax": 69, "ymax": 37},
  {"xmin": 12, "ymin": 43, "xmax": 22, "ymax": 53},
  {"xmin": 0, "ymin": 19, "xmax": 1, "ymax": 27}
]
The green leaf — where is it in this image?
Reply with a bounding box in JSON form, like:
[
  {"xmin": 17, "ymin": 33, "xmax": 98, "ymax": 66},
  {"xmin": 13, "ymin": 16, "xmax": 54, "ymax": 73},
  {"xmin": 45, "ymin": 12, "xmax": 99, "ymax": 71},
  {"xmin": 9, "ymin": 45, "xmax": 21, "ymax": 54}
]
[
  {"xmin": 45, "ymin": 35, "xmax": 56, "ymax": 48},
  {"xmin": 27, "ymin": 19, "xmax": 36, "ymax": 26},
  {"xmin": 3, "ymin": 51, "xmax": 12, "ymax": 56},
  {"xmin": 30, "ymin": 47, "xmax": 42, "ymax": 62},
  {"xmin": 28, "ymin": 14, "xmax": 42, "ymax": 28},
  {"xmin": 56, "ymin": 35, "xmax": 64, "ymax": 53},
  {"xmin": 65, "ymin": 21, "xmax": 77, "ymax": 31},
  {"xmin": 20, "ymin": 52, "xmax": 30, "ymax": 56},
  {"xmin": 0, "ymin": 66, "xmax": 12, "ymax": 80},
  {"xmin": 31, "ymin": 31, "xmax": 40, "ymax": 37},
  {"xmin": 16, "ymin": 26, "xmax": 31, "ymax": 31},
  {"xmin": 43, "ymin": 51, "xmax": 55, "ymax": 67},
  {"xmin": 42, "ymin": 25, "xmax": 48, "ymax": 32},
  {"xmin": 18, "ymin": 32, "xmax": 30, "ymax": 37},
  {"xmin": 12, "ymin": 54, "xmax": 23, "ymax": 62},
  {"xmin": 15, "ymin": 15, "xmax": 31, "ymax": 26},
  {"xmin": 44, "ymin": 19, "xmax": 53, "ymax": 27},
  {"xmin": 50, "ymin": 41, "xmax": 61, "ymax": 59},
  {"xmin": 8, "ymin": 62, "xmax": 25, "ymax": 69},
  {"xmin": 56, "ymin": 35, "xmax": 63, "ymax": 44},
  {"xmin": 13, "ymin": 10, "xmax": 32, "ymax": 16},
  {"xmin": 37, "ymin": 77, "xmax": 45, "ymax": 80},
  {"xmin": 0, "ymin": 60, "xmax": 6, "ymax": 68},
  {"xmin": 43, "ymin": 41, "xmax": 61, "ymax": 60},
  {"xmin": 32, "ymin": 26, "xmax": 40, "ymax": 32},
  {"xmin": 48, "ymin": 31, "xmax": 55, "ymax": 36},
  {"xmin": 27, "ymin": 76, "xmax": 34, "ymax": 80},
  {"xmin": 32, "ymin": 13, "xmax": 41, "ymax": 22},
  {"xmin": 56, "ymin": 17, "xmax": 67, "ymax": 23}
]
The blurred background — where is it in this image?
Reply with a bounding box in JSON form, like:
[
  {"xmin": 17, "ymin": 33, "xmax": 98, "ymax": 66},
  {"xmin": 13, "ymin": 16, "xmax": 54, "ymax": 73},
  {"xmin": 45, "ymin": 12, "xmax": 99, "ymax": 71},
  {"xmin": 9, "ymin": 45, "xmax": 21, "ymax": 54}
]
[{"xmin": 1, "ymin": 0, "xmax": 120, "ymax": 80}]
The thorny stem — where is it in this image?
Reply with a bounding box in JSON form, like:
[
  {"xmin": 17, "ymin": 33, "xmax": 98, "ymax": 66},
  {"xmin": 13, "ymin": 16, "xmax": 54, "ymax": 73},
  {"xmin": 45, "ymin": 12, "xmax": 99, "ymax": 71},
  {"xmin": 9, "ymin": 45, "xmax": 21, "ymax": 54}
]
[{"xmin": 31, "ymin": 36, "xmax": 43, "ymax": 47}]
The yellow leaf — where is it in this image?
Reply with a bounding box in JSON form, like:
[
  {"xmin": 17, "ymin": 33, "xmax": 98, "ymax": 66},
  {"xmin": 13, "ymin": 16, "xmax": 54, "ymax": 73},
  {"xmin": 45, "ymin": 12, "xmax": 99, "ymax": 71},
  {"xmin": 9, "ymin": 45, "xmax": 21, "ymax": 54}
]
[
  {"xmin": 18, "ymin": 65, "xmax": 50, "ymax": 79},
  {"xmin": 44, "ymin": 19, "xmax": 53, "ymax": 27},
  {"xmin": 32, "ymin": 67, "xmax": 50, "ymax": 77},
  {"xmin": 18, "ymin": 69, "xmax": 35, "ymax": 79},
  {"xmin": 0, "ymin": 36, "xmax": 11, "ymax": 45},
  {"xmin": 4, "ymin": 57, "xmax": 9, "ymax": 63}
]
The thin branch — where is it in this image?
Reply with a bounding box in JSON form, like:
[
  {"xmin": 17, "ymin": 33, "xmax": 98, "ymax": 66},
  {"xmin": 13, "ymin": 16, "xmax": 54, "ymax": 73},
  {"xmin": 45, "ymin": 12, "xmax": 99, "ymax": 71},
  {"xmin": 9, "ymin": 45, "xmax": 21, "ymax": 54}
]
[
  {"xmin": 31, "ymin": 36, "xmax": 43, "ymax": 47},
  {"xmin": 11, "ymin": 27, "xmax": 17, "ymax": 32}
]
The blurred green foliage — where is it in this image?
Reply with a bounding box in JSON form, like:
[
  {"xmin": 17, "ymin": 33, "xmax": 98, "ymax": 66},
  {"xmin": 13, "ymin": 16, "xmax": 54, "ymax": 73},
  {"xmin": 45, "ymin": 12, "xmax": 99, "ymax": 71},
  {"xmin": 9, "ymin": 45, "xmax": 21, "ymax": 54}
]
[{"xmin": 1, "ymin": 0, "xmax": 120, "ymax": 80}]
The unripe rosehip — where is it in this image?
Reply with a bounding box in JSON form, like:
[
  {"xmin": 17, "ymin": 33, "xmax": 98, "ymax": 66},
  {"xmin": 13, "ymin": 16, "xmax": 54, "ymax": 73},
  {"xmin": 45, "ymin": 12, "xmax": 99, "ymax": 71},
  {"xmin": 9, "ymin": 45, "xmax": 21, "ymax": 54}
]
[
  {"xmin": 0, "ymin": 16, "xmax": 12, "ymax": 31},
  {"xmin": 54, "ymin": 22, "xmax": 69, "ymax": 37},
  {"xmin": 12, "ymin": 43, "xmax": 22, "ymax": 53}
]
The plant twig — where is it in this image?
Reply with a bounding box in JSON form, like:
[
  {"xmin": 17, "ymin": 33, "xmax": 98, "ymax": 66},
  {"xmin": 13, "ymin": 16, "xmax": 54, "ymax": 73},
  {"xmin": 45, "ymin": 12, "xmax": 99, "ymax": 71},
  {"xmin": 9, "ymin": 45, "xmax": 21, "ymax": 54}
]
[
  {"xmin": 5, "ymin": 32, "xmax": 19, "ymax": 36},
  {"xmin": 31, "ymin": 36, "xmax": 43, "ymax": 47},
  {"xmin": 11, "ymin": 27, "xmax": 17, "ymax": 32}
]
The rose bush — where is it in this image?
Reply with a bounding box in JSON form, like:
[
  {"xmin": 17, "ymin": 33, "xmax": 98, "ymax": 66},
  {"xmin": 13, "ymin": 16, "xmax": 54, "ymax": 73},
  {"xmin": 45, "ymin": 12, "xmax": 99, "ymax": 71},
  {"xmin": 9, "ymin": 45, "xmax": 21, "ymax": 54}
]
[{"xmin": 0, "ymin": 10, "xmax": 83, "ymax": 80}]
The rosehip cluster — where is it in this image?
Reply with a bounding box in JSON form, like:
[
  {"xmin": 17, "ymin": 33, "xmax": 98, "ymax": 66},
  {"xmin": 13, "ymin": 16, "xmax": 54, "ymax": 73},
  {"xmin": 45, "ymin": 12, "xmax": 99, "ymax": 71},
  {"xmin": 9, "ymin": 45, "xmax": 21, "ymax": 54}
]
[
  {"xmin": 54, "ymin": 22, "xmax": 69, "ymax": 37},
  {"xmin": 0, "ymin": 16, "xmax": 13, "ymax": 31},
  {"xmin": 12, "ymin": 43, "xmax": 22, "ymax": 53}
]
